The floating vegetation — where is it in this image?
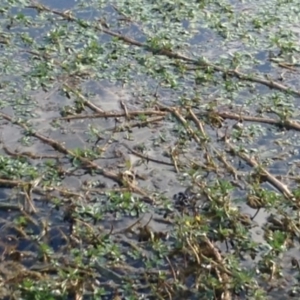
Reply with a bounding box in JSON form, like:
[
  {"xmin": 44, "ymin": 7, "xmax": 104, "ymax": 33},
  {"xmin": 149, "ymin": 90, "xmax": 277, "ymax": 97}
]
[{"xmin": 1, "ymin": 0, "xmax": 300, "ymax": 299}]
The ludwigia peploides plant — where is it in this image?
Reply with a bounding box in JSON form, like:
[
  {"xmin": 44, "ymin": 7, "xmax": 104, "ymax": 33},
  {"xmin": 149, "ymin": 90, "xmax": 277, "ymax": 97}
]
[{"xmin": 0, "ymin": 0, "xmax": 300, "ymax": 299}]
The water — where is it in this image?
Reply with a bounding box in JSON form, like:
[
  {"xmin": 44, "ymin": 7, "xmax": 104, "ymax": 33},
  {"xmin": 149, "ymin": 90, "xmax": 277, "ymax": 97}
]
[{"xmin": 1, "ymin": 0, "xmax": 300, "ymax": 298}]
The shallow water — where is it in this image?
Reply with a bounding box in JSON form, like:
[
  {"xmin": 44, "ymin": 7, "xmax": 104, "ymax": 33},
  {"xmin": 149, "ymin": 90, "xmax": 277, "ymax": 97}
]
[{"xmin": 1, "ymin": 0, "xmax": 300, "ymax": 298}]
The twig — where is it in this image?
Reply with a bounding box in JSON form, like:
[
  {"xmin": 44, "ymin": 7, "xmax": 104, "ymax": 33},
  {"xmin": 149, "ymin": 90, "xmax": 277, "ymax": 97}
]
[
  {"xmin": 120, "ymin": 100, "xmax": 130, "ymax": 120},
  {"xmin": 215, "ymin": 111, "xmax": 300, "ymax": 131},
  {"xmin": 62, "ymin": 83, "xmax": 104, "ymax": 113},
  {"xmin": 157, "ymin": 103, "xmax": 202, "ymax": 144},
  {"xmin": 226, "ymin": 141, "xmax": 294, "ymax": 199},
  {"xmin": 201, "ymin": 235, "xmax": 232, "ymax": 300},
  {"xmin": 120, "ymin": 143, "xmax": 174, "ymax": 167},
  {"xmin": 59, "ymin": 110, "xmax": 167, "ymax": 121}
]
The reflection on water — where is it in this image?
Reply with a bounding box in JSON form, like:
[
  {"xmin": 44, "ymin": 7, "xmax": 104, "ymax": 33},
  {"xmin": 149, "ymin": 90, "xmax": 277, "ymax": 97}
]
[
  {"xmin": 41, "ymin": 0, "xmax": 76, "ymax": 9},
  {"xmin": 1, "ymin": 0, "xmax": 300, "ymax": 298}
]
